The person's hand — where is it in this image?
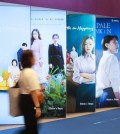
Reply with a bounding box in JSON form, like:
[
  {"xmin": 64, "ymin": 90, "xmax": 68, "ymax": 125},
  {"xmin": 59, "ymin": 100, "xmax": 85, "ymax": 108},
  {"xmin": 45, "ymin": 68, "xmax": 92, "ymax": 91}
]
[
  {"xmin": 80, "ymin": 73, "xmax": 85, "ymax": 77},
  {"xmin": 35, "ymin": 108, "xmax": 41, "ymax": 118},
  {"xmin": 49, "ymin": 64, "xmax": 52, "ymax": 68},
  {"xmin": 80, "ymin": 73, "xmax": 95, "ymax": 81}
]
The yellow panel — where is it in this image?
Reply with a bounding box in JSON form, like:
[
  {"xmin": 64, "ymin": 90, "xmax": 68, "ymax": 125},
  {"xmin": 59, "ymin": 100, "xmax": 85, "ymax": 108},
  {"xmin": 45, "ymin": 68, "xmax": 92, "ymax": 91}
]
[
  {"xmin": 0, "ymin": 80, "xmax": 7, "ymax": 86},
  {"xmin": 0, "ymin": 87, "xmax": 9, "ymax": 90}
]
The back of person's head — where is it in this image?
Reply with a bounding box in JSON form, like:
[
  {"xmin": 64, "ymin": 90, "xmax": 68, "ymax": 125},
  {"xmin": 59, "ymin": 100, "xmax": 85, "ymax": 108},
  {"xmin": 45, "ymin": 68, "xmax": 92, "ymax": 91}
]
[
  {"xmin": 21, "ymin": 50, "xmax": 34, "ymax": 68},
  {"xmin": 70, "ymin": 58, "xmax": 73, "ymax": 63},
  {"xmin": 102, "ymin": 35, "xmax": 118, "ymax": 50},
  {"xmin": 22, "ymin": 43, "xmax": 27, "ymax": 47}
]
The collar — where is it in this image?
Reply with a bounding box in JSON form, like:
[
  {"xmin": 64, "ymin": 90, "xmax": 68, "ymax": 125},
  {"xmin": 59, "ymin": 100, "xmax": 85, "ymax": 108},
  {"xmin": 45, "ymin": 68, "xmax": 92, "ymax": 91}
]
[
  {"xmin": 103, "ymin": 50, "xmax": 113, "ymax": 56},
  {"xmin": 84, "ymin": 53, "xmax": 95, "ymax": 60}
]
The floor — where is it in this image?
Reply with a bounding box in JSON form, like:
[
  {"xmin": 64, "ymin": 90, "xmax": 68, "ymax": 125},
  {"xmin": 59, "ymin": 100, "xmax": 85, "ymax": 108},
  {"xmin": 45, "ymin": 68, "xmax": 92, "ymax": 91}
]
[{"xmin": 0, "ymin": 107, "xmax": 118, "ymax": 131}]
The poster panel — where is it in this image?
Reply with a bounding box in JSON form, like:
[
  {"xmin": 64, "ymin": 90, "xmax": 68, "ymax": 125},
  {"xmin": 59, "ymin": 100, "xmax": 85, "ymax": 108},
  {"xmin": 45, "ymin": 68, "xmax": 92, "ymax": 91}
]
[
  {"xmin": 67, "ymin": 14, "xmax": 96, "ymax": 112},
  {"xmin": 31, "ymin": 10, "xmax": 66, "ymax": 117},
  {"xmin": 0, "ymin": 5, "xmax": 30, "ymax": 124},
  {"xmin": 96, "ymin": 18, "xmax": 120, "ymax": 108}
]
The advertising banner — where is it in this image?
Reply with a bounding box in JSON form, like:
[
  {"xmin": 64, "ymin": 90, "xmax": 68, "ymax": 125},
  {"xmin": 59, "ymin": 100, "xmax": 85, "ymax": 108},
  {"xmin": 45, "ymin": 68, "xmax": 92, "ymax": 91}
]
[
  {"xmin": 0, "ymin": 7, "xmax": 66, "ymax": 124},
  {"xmin": 67, "ymin": 14, "xmax": 96, "ymax": 112},
  {"xmin": 31, "ymin": 10, "xmax": 66, "ymax": 117},
  {"xmin": 0, "ymin": 5, "xmax": 30, "ymax": 124},
  {"xmin": 96, "ymin": 18, "xmax": 120, "ymax": 108}
]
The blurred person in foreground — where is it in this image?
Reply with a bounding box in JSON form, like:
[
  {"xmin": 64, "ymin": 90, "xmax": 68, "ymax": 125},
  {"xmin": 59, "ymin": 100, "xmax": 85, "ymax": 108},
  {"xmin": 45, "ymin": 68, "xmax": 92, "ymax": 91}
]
[{"xmin": 19, "ymin": 50, "xmax": 42, "ymax": 134}]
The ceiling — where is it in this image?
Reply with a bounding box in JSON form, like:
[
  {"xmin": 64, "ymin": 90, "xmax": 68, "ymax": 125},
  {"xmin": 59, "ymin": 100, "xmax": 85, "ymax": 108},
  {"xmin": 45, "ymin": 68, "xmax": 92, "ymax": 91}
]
[{"xmin": 0, "ymin": 0, "xmax": 120, "ymax": 17}]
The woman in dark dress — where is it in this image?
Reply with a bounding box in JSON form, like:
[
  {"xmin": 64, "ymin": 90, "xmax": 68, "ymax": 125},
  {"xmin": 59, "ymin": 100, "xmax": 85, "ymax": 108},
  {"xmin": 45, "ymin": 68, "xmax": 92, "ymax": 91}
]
[{"xmin": 48, "ymin": 34, "xmax": 64, "ymax": 75}]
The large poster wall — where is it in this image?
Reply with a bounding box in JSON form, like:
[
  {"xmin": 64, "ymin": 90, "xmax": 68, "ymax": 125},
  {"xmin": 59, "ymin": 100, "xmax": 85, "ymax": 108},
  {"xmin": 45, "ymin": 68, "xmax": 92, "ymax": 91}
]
[
  {"xmin": 1, "ymin": 3, "xmax": 120, "ymax": 125},
  {"xmin": 96, "ymin": 18, "xmax": 120, "ymax": 108},
  {"xmin": 0, "ymin": 4, "xmax": 66, "ymax": 124},
  {"xmin": 66, "ymin": 14, "xmax": 96, "ymax": 113}
]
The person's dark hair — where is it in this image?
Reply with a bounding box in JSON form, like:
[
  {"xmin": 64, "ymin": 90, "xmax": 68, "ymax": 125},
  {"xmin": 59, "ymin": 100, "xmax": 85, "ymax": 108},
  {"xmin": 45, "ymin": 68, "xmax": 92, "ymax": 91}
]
[
  {"xmin": 70, "ymin": 58, "xmax": 73, "ymax": 63},
  {"xmin": 52, "ymin": 34, "xmax": 59, "ymax": 39},
  {"xmin": 11, "ymin": 59, "xmax": 17, "ymax": 66},
  {"xmin": 31, "ymin": 29, "xmax": 41, "ymax": 45},
  {"xmin": 21, "ymin": 50, "xmax": 34, "ymax": 68},
  {"xmin": 22, "ymin": 43, "xmax": 27, "ymax": 47},
  {"xmin": 102, "ymin": 35, "xmax": 118, "ymax": 50},
  {"xmin": 81, "ymin": 35, "xmax": 95, "ymax": 55}
]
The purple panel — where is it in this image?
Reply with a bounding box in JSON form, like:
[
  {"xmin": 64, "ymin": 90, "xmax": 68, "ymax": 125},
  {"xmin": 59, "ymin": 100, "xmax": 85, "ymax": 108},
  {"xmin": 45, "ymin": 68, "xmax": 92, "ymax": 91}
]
[
  {"xmin": 30, "ymin": 0, "xmax": 77, "ymax": 10},
  {"xmin": 0, "ymin": 0, "xmax": 120, "ymax": 17},
  {"xmin": 0, "ymin": 0, "xmax": 30, "ymax": 5}
]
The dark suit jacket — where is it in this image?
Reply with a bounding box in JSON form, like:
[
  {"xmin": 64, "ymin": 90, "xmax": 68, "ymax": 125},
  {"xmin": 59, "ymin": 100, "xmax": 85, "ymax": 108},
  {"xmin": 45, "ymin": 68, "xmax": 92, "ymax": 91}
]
[
  {"xmin": 17, "ymin": 48, "xmax": 23, "ymax": 69},
  {"xmin": 17, "ymin": 48, "xmax": 23, "ymax": 62}
]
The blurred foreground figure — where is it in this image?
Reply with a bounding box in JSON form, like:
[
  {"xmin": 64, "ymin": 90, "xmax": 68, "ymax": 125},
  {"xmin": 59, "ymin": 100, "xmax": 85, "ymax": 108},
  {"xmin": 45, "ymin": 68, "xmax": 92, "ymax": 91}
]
[{"xmin": 19, "ymin": 50, "xmax": 42, "ymax": 134}]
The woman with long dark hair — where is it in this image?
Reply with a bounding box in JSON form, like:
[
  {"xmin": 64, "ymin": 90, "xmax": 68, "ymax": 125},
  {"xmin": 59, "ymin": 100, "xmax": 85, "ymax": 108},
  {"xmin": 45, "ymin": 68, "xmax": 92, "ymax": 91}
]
[{"xmin": 31, "ymin": 29, "xmax": 44, "ymax": 83}]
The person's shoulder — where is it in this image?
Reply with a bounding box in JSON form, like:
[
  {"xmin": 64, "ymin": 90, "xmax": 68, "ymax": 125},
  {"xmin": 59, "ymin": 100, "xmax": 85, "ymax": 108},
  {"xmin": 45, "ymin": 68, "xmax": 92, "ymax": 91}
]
[
  {"xmin": 103, "ymin": 52, "xmax": 118, "ymax": 64},
  {"xmin": 105, "ymin": 52, "xmax": 117, "ymax": 60},
  {"xmin": 37, "ymin": 39, "xmax": 42, "ymax": 44},
  {"xmin": 21, "ymin": 68, "xmax": 38, "ymax": 81},
  {"xmin": 16, "ymin": 66, "xmax": 20, "ymax": 71},
  {"xmin": 74, "ymin": 56, "xmax": 82, "ymax": 62},
  {"xmin": 17, "ymin": 48, "xmax": 22, "ymax": 53},
  {"xmin": 110, "ymin": 54, "xmax": 118, "ymax": 61},
  {"xmin": 49, "ymin": 44, "xmax": 53, "ymax": 46},
  {"xmin": 8, "ymin": 65, "xmax": 12, "ymax": 70},
  {"xmin": 103, "ymin": 51, "xmax": 115, "ymax": 58},
  {"xmin": 91, "ymin": 54, "xmax": 95, "ymax": 60},
  {"xmin": 70, "ymin": 51, "xmax": 73, "ymax": 54},
  {"xmin": 78, "ymin": 55, "xmax": 84, "ymax": 60},
  {"xmin": 58, "ymin": 44, "xmax": 62, "ymax": 48},
  {"xmin": 23, "ymin": 68, "xmax": 36, "ymax": 75}
]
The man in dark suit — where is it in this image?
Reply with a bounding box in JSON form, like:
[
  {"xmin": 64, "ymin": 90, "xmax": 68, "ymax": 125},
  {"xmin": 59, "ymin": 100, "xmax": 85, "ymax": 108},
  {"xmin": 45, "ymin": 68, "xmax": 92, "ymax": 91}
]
[{"xmin": 17, "ymin": 43, "xmax": 27, "ymax": 70}]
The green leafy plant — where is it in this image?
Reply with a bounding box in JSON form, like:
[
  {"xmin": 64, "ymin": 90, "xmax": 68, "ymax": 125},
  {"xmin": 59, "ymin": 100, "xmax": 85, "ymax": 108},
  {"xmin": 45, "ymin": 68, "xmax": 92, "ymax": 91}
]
[{"xmin": 42, "ymin": 68, "xmax": 66, "ymax": 117}]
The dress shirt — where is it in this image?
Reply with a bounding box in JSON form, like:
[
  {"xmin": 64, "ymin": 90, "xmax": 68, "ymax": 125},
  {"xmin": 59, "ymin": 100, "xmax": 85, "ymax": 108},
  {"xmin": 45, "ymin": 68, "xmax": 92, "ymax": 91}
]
[
  {"xmin": 96, "ymin": 50, "xmax": 120, "ymax": 97},
  {"xmin": 72, "ymin": 53, "xmax": 95, "ymax": 84},
  {"xmin": 8, "ymin": 66, "xmax": 20, "ymax": 77}
]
